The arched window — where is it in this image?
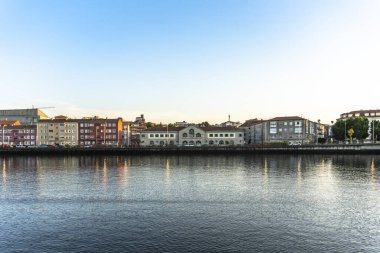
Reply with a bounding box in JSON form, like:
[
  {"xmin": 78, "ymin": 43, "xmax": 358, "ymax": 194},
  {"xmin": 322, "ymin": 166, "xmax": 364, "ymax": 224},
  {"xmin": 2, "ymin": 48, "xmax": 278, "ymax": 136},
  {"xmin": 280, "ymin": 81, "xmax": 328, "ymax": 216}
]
[
  {"xmin": 189, "ymin": 141, "xmax": 195, "ymax": 145},
  {"xmin": 196, "ymin": 133, "xmax": 201, "ymax": 137},
  {"xmin": 189, "ymin": 129, "xmax": 194, "ymax": 137},
  {"xmin": 209, "ymin": 140, "xmax": 214, "ymax": 145},
  {"xmin": 169, "ymin": 140, "xmax": 174, "ymax": 145},
  {"xmin": 183, "ymin": 133, "xmax": 188, "ymax": 137},
  {"xmin": 150, "ymin": 141, "xmax": 154, "ymax": 146},
  {"xmin": 230, "ymin": 140, "xmax": 234, "ymax": 145},
  {"xmin": 219, "ymin": 140, "xmax": 224, "ymax": 145},
  {"xmin": 196, "ymin": 141, "xmax": 202, "ymax": 146},
  {"xmin": 225, "ymin": 141, "xmax": 229, "ymax": 145},
  {"xmin": 182, "ymin": 141, "xmax": 188, "ymax": 146},
  {"xmin": 159, "ymin": 141, "xmax": 165, "ymax": 146}
]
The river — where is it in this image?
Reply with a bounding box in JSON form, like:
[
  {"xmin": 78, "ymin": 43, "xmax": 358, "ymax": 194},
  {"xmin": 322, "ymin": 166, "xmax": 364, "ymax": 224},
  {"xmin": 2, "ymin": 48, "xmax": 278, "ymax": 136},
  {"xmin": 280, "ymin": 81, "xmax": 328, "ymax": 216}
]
[{"xmin": 0, "ymin": 155, "xmax": 379, "ymax": 252}]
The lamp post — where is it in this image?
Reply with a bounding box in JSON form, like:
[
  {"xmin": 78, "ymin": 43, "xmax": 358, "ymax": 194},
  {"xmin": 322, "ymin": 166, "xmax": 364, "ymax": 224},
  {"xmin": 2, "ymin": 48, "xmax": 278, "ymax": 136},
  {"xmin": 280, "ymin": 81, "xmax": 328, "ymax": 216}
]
[
  {"xmin": 373, "ymin": 120, "xmax": 375, "ymax": 144},
  {"xmin": 344, "ymin": 120, "xmax": 347, "ymax": 144}
]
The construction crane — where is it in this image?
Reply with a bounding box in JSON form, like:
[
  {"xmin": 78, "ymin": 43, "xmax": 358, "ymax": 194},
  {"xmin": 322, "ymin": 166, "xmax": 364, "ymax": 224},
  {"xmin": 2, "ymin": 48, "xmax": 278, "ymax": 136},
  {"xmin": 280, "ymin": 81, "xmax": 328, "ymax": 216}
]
[{"xmin": 31, "ymin": 105, "xmax": 56, "ymax": 110}]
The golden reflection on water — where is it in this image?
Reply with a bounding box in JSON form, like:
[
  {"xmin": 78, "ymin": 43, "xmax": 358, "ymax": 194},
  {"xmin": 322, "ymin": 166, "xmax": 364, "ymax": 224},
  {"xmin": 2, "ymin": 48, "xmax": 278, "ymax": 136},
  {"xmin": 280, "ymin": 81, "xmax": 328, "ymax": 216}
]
[
  {"xmin": 370, "ymin": 158, "xmax": 377, "ymax": 191},
  {"xmin": 297, "ymin": 157, "xmax": 302, "ymax": 188},
  {"xmin": 165, "ymin": 159, "xmax": 171, "ymax": 187},
  {"xmin": 263, "ymin": 156, "xmax": 268, "ymax": 191},
  {"xmin": 103, "ymin": 158, "xmax": 108, "ymax": 189},
  {"xmin": 2, "ymin": 159, "xmax": 6, "ymax": 185}
]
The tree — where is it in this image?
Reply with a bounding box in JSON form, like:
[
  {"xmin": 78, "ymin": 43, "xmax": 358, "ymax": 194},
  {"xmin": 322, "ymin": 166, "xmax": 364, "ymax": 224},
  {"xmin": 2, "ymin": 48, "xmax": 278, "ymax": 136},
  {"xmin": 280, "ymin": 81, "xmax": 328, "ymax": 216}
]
[
  {"xmin": 168, "ymin": 123, "xmax": 174, "ymax": 127},
  {"xmin": 146, "ymin": 122, "xmax": 153, "ymax": 128},
  {"xmin": 332, "ymin": 117, "xmax": 369, "ymax": 142},
  {"xmin": 347, "ymin": 117, "xmax": 369, "ymax": 141},
  {"xmin": 331, "ymin": 119, "xmax": 346, "ymax": 141},
  {"xmin": 369, "ymin": 120, "xmax": 380, "ymax": 141},
  {"xmin": 198, "ymin": 121, "xmax": 210, "ymax": 127}
]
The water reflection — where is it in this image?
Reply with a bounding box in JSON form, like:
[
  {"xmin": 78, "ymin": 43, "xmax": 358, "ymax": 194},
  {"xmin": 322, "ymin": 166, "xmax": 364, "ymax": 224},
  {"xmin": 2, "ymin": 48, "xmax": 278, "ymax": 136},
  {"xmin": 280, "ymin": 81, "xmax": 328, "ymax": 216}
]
[
  {"xmin": 0, "ymin": 154, "xmax": 379, "ymax": 253},
  {"xmin": 166, "ymin": 159, "xmax": 171, "ymax": 181},
  {"xmin": 2, "ymin": 159, "xmax": 6, "ymax": 186}
]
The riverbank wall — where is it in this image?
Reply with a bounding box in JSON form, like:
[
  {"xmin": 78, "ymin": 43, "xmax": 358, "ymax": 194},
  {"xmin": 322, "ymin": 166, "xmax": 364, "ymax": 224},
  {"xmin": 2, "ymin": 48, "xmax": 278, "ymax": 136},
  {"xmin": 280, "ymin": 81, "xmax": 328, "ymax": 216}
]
[{"xmin": 1, "ymin": 144, "xmax": 380, "ymax": 155}]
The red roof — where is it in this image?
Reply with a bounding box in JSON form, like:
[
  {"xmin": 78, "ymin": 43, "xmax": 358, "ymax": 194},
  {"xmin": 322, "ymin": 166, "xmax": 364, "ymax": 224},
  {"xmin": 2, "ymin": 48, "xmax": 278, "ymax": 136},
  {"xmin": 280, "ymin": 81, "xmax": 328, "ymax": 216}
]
[{"xmin": 0, "ymin": 120, "xmax": 20, "ymax": 126}]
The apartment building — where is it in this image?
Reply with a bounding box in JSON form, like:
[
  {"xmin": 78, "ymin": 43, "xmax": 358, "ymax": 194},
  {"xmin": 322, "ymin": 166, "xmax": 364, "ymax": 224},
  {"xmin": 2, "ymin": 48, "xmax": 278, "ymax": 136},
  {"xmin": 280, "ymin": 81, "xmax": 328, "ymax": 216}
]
[
  {"xmin": 77, "ymin": 117, "xmax": 123, "ymax": 146},
  {"xmin": 37, "ymin": 116, "xmax": 78, "ymax": 146},
  {"xmin": 0, "ymin": 120, "xmax": 36, "ymax": 146},
  {"xmin": 267, "ymin": 116, "xmax": 317, "ymax": 144}
]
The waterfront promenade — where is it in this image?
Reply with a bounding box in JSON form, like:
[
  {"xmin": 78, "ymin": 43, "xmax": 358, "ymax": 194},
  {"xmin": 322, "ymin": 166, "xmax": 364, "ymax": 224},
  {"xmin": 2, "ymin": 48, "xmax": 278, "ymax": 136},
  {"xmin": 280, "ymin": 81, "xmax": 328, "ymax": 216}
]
[{"xmin": 1, "ymin": 144, "xmax": 380, "ymax": 155}]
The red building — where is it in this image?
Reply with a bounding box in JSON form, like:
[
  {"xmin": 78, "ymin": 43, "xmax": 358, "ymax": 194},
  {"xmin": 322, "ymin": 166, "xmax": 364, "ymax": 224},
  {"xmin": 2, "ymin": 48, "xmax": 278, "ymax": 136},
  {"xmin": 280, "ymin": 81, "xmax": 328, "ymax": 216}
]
[
  {"xmin": 77, "ymin": 117, "xmax": 123, "ymax": 146},
  {"xmin": 0, "ymin": 120, "xmax": 37, "ymax": 146}
]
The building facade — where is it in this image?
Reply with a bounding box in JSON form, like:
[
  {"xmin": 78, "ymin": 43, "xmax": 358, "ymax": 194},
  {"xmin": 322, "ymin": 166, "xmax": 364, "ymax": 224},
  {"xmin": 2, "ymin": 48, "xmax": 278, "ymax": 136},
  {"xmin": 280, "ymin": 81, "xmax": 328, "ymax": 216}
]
[
  {"xmin": 77, "ymin": 117, "xmax": 123, "ymax": 146},
  {"xmin": 139, "ymin": 126, "xmax": 244, "ymax": 147},
  {"xmin": 0, "ymin": 123, "xmax": 37, "ymax": 146},
  {"xmin": 240, "ymin": 118, "xmax": 266, "ymax": 145},
  {"xmin": 0, "ymin": 108, "xmax": 49, "ymax": 125},
  {"xmin": 37, "ymin": 117, "xmax": 78, "ymax": 146},
  {"xmin": 266, "ymin": 116, "xmax": 318, "ymax": 144}
]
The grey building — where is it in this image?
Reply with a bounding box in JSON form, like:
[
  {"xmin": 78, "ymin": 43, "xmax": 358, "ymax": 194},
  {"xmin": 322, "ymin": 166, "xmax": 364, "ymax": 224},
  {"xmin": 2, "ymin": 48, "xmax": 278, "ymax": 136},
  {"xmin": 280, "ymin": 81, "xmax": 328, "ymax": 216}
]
[
  {"xmin": 240, "ymin": 119, "xmax": 266, "ymax": 145},
  {"xmin": 266, "ymin": 116, "xmax": 317, "ymax": 144},
  {"xmin": 0, "ymin": 108, "xmax": 49, "ymax": 125}
]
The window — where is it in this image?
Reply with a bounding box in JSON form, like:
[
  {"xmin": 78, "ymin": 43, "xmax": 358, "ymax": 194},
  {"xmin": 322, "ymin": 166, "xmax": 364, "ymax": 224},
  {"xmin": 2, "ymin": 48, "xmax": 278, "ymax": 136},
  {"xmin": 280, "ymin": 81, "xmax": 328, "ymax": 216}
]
[
  {"xmin": 230, "ymin": 134, "xmax": 234, "ymax": 137},
  {"xmin": 209, "ymin": 134, "xmax": 213, "ymax": 137},
  {"xmin": 209, "ymin": 140, "xmax": 214, "ymax": 145},
  {"xmin": 155, "ymin": 134, "xmax": 159, "ymax": 137},
  {"xmin": 183, "ymin": 133, "xmax": 188, "ymax": 137},
  {"xmin": 149, "ymin": 134, "xmax": 154, "ymax": 138},
  {"xmin": 189, "ymin": 129, "xmax": 194, "ymax": 136},
  {"xmin": 225, "ymin": 134, "xmax": 228, "ymax": 137},
  {"xmin": 215, "ymin": 134, "xmax": 218, "ymax": 137},
  {"xmin": 239, "ymin": 134, "xmax": 242, "ymax": 137},
  {"xmin": 196, "ymin": 133, "xmax": 201, "ymax": 137},
  {"xmin": 160, "ymin": 134, "xmax": 164, "ymax": 137},
  {"xmin": 170, "ymin": 134, "xmax": 174, "ymax": 138},
  {"xmin": 270, "ymin": 121, "xmax": 277, "ymax": 127},
  {"xmin": 141, "ymin": 134, "xmax": 146, "ymax": 138}
]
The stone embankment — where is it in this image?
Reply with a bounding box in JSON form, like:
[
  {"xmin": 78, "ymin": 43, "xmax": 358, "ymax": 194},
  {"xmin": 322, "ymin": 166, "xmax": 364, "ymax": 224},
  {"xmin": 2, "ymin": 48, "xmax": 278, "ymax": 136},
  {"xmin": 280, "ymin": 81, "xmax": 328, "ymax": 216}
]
[{"xmin": 1, "ymin": 144, "xmax": 380, "ymax": 155}]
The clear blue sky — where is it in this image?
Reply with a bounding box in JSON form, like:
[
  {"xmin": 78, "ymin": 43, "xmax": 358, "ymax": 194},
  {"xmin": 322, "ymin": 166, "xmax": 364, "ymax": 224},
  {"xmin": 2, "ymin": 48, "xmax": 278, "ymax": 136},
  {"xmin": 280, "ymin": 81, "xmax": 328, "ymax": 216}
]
[{"xmin": 1, "ymin": 0, "xmax": 379, "ymax": 123}]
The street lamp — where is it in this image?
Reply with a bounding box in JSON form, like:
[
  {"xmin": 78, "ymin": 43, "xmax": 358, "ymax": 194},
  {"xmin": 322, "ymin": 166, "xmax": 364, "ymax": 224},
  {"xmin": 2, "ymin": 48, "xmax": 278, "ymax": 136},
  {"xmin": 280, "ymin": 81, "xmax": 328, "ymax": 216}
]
[{"xmin": 344, "ymin": 120, "xmax": 347, "ymax": 144}]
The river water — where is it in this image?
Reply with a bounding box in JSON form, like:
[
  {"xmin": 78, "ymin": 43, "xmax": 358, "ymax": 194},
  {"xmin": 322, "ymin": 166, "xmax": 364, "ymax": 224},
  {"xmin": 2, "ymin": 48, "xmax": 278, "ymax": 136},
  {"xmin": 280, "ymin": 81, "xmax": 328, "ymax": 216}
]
[{"xmin": 0, "ymin": 155, "xmax": 379, "ymax": 252}]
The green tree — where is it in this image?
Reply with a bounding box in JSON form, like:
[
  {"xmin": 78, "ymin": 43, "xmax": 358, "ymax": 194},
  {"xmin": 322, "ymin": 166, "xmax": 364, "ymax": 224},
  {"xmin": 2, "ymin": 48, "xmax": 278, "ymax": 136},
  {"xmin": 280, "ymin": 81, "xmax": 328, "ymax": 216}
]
[
  {"xmin": 331, "ymin": 119, "xmax": 346, "ymax": 141},
  {"xmin": 347, "ymin": 117, "xmax": 369, "ymax": 141},
  {"xmin": 332, "ymin": 117, "xmax": 369, "ymax": 142},
  {"xmin": 369, "ymin": 120, "xmax": 380, "ymax": 141},
  {"xmin": 146, "ymin": 122, "xmax": 153, "ymax": 128}
]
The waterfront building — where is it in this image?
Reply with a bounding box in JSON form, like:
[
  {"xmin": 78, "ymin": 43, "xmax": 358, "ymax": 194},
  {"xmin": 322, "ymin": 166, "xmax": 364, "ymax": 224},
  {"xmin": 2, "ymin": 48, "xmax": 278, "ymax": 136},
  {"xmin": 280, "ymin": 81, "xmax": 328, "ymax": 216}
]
[
  {"xmin": 0, "ymin": 124, "xmax": 36, "ymax": 146},
  {"xmin": 77, "ymin": 117, "xmax": 123, "ymax": 146},
  {"xmin": 240, "ymin": 118, "xmax": 266, "ymax": 145},
  {"xmin": 140, "ymin": 127, "xmax": 181, "ymax": 146},
  {"xmin": 340, "ymin": 109, "xmax": 380, "ymax": 142},
  {"xmin": 37, "ymin": 116, "xmax": 78, "ymax": 146},
  {"xmin": 266, "ymin": 116, "xmax": 318, "ymax": 144},
  {"xmin": 0, "ymin": 108, "xmax": 49, "ymax": 125},
  {"xmin": 139, "ymin": 126, "xmax": 244, "ymax": 146}
]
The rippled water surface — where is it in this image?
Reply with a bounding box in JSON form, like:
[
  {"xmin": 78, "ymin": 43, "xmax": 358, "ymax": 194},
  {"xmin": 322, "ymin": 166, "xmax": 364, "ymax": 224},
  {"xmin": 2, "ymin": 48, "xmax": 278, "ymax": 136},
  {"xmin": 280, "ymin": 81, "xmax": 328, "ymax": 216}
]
[{"xmin": 0, "ymin": 155, "xmax": 379, "ymax": 252}]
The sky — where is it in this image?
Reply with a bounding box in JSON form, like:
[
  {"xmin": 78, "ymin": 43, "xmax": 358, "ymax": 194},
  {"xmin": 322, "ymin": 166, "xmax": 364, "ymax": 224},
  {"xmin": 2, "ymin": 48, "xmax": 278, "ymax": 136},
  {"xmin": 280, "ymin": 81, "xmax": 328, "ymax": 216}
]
[{"xmin": 0, "ymin": 0, "xmax": 379, "ymax": 124}]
